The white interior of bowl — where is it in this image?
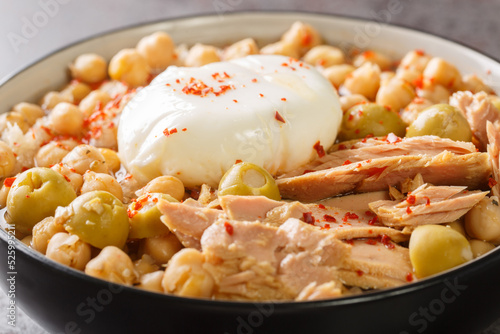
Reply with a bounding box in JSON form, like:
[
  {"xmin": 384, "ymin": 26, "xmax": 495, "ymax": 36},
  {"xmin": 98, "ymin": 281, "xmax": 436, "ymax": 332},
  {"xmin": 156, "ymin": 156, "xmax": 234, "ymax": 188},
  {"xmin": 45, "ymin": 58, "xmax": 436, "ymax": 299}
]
[{"xmin": 1, "ymin": 11, "xmax": 499, "ymax": 115}]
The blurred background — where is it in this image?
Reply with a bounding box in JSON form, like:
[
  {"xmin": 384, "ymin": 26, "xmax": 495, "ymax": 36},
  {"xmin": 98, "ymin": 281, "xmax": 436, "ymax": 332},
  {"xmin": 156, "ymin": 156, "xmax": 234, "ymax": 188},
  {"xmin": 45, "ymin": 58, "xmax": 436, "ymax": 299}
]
[{"xmin": 0, "ymin": 0, "xmax": 499, "ymax": 333}]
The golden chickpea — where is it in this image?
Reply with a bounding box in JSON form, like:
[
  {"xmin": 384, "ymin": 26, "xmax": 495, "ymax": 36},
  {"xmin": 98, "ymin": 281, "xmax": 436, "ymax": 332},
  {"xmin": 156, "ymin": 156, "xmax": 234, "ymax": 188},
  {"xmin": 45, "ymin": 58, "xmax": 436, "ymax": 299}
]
[
  {"xmin": 35, "ymin": 141, "xmax": 76, "ymax": 167},
  {"xmin": 79, "ymin": 90, "xmax": 112, "ymax": 117},
  {"xmin": 31, "ymin": 216, "xmax": 66, "ymax": 254},
  {"xmin": 353, "ymin": 50, "xmax": 392, "ymax": 71},
  {"xmin": 98, "ymin": 148, "xmax": 121, "ymax": 173},
  {"xmin": 423, "ymin": 57, "xmax": 462, "ymax": 91},
  {"xmin": 60, "ymin": 81, "xmax": 92, "ymax": 104},
  {"xmin": 137, "ymin": 31, "xmax": 175, "ymax": 70},
  {"xmin": 140, "ymin": 234, "xmax": 183, "ymax": 265},
  {"xmin": 137, "ymin": 270, "xmax": 164, "ymax": 293},
  {"xmin": 0, "ymin": 184, "xmax": 11, "ymax": 208},
  {"xmin": 162, "ymin": 248, "xmax": 214, "ymax": 298},
  {"xmin": 380, "ymin": 71, "xmax": 396, "ymax": 85},
  {"xmin": 0, "ymin": 141, "xmax": 16, "ymax": 178},
  {"xmin": 416, "ymin": 79, "xmax": 450, "ymax": 104},
  {"xmin": 259, "ymin": 41, "xmax": 300, "ymax": 59},
  {"xmin": 109, "ymin": 48, "xmax": 150, "ymax": 87},
  {"xmin": 21, "ymin": 235, "xmax": 32, "ymax": 246},
  {"xmin": 99, "ymin": 80, "xmax": 128, "ymax": 98},
  {"xmin": 303, "ymin": 45, "xmax": 344, "ymax": 68},
  {"xmin": 0, "ymin": 112, "xmax": 29, "ymax": 133},
  {"xmin": 40, "ymin": 91, "xmax": 71, "ymax": 110},
  {"xmin": 396, "ymin": 67, "xmax": 422, "ymax": 86},
  {"xmin": 46, "ymin": 232, "xmax": 91, "ymax": 270},
  {"xmin": 399, "ymin": 50, "xmax": 431, "ymax": 73},
  {"xmin": 223, "ymin": 38, "xmax": 259, "ymax": 60},
  {"xmin": 85, "ymin": 246, "xmax": 137, "ymax": 285},
  {"xmin": 51, "ymin": 163, "xmax": 84, "ymax": 194},
  {"xmin": 138, "ymin": 175, "xmax": 185, "ymax": 201},
  {"xmin": 134, "ymin": 254, "xmax": 159, "ymax": 277},
  {"xmin": 281, "ymin": 21, "xmax": 321, "ymax": 56},
  {"xmin": 469, "ymin": 239, "xmax": 495, "ymax": 258},
  {"xmin": 465, "ymin": 196, "xmax": 500, "ymax": 244},
  {"xmin": 12, "ymin": 102, "xmax": 45, "ymax": 126},
  {"xmin": 376, "ymin": 77, "xmax": 415, "ymax": 112},
  {"xmin": 81, "ymin": 171, "xmax": 123, "ymax": 201},
  {"xmin": 339, "ymin": 94, "xmax": 369, "ymax": 112},
  {"xmin": 62, "ymin": 144, "xmax": 109, "ymax": 175},
  {"xmin": 70, "ymin": 53, "xmax": 108, "ymax": 84},
  {"xmin": 49, "ymin": 102, "xmax": 84, "ymax": 136},
  {"xmin": 322, "ymin": 64, "xmax": 355, "ymax": 88},
  {"xmin": 185, "ymin": 43, "xmax": 221, "ymax": 67},
  {"xmin": 343, "ymin": 62, "xmax": 381, "ymax": 100}
]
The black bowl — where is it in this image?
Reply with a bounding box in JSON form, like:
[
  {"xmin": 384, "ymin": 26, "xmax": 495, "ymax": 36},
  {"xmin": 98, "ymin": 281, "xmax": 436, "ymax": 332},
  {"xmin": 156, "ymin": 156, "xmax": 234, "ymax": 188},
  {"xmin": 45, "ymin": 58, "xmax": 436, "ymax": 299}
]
[{"xmin": 1, "ymin": 11, "xmax": 500, "ymax": 334}]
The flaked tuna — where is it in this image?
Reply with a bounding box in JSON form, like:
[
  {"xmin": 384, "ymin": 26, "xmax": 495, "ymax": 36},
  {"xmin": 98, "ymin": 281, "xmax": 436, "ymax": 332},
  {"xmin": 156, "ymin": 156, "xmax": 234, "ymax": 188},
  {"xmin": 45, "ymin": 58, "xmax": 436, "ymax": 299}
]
[{"xmin": 487, "ymin": 121, "xmax": 500, "ymax": 197}]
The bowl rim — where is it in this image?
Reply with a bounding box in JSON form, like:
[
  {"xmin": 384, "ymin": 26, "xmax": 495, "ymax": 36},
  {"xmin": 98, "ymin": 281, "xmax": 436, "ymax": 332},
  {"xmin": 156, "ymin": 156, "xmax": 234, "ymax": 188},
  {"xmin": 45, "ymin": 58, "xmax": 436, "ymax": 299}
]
[{"xmin": 1, "ymin": 9, "xmax": 500, "ymax": 310}]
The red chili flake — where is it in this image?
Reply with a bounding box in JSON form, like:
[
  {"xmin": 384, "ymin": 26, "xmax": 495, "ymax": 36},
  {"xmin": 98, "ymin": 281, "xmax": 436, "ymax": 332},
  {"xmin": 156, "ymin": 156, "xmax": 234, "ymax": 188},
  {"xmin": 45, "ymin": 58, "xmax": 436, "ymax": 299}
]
[
  {"xmin": 424, "ymin": 196, "xmax": 431, "ymax": 206},
  {"xmin": 224, "ymin": 222, "xmax": 234, "ymax": 235},
  {"xmin": 415, "ymin": 49, "xmax": 425, "ymax": 56},
  {"xmin": 365, "ymin": 239, "xmax": 377, "ymax": 245},
  {"xmin": 355, "ymin": 269, "xmax": 364, "ymax": 277},
  {"xmin": 413, "ymin": 75, "xmax": 424, "ymax": 89},
  {"xmin": 3, "ymin": 177, "xmax": 15, "ymax": 187},
  {"xmin": 406, "ymin": 206, "xmax": 412, "ymax": 214},
  {"xmin": 281, "ymin": 62, "xmax": 289, "ymax": 67},
  {"xmin": 362, "ymin": 50, "xmax": 375, "ymax": 58},
  {"xmin": 166, "ymin": 83, "xmax": 171, "ymax": 86},
  {"xmin": 368, "ymin": 216, "xmax": 379, "ymax": 226},
  {"xmin": 342, "ymin": 160, "xmax": 352, "ymax": 166},
  {"xmin": 301, "ymin": 32, "xmax": 312, "ymax": 46},
  {"xmin": 313, "ymin": 141, "xmax": 325, "ymax": 158},
  {"xmin": 163, "ymin": 128, "xmax": 178, "ymax": 137},
  {"xmin": 26, "ymin": 195, "xmax": 30, "ymax": 198},
  {"xmin": 251, "ymin": 78, "xmax": 257, "ymax": 83},
  {"xmin": 281, "ymin": 97, "xmax": 287, "ymax": 101},
  {"xmin": 63, "ymin": 175, "xmax": 71, "ymax": 182},
  {"xmin": 489, "ymin": 177, "xmax": 498, "ymax": 188},
  {"xmin": 21, "ymin": 167, "xmax": 28, "ymax": 172},
  {"xmin": 344, "ymin": 239, "xmax": 354, "ymax": 245},
  {"xmin": 354, "ymin": 129, "xmax": 360, "ymax": 134},
  {"xmin": 275, "ymin": 111, "xmax": 286, "ymax": 123},
  {"xmin": 348, "ymin": 114, "xmax": 354, "ymax": 121},
  {"xmin": 342, "ymin": 212, "xmax": 359, "ymax": 222},
  {"xmin": 406, "ymin": 272, "xmax": 414, "ymax": 282},
  {"xmin": 321, "ymin": 224, "xmax": 331, "ymax": 230},
  {"xmin": 356, "ymin": 163, "xmax": 362, "ymax": 169},
  {"xmin": 182, "ymin": 128, "xmax": 187, "ymax": 132},
  {"xmin": 338, "ymin": 144, "xmax": 347, "ymax": 150},
  {"xmin": 406, "ymin": 195, "xmax": 416, "ymax": 205},
  {"xmin": 235, "ymin": 159, "xmax": 242, "ymax": 164},
  {"xmin": 302, "ymin": 212, "xmax": 315, "ymax": 225},
  {"xmin": 379, "ymin": 234, "xmax": 395, "ymax": 249},
  {"xmin": 175, "ymin": 79, "xmax": 180, "ymax": 84},
  {"xmin": 318, "ymin": 204, "xmax": 326, "ymax": 209},
  {"xmin": 323, "ymin": 214, "xmax": 337, "ymax": 223},
  {"xmin": 40, "ymin": 125, "xmax": 53, "ymax": 136},
  {"xmin": 233, "ymin": 99, "xmax": 238, "ymax": 103},
  {"xmin": 259, "ymin": 93, "xmax": 264, "ymax": 97}
]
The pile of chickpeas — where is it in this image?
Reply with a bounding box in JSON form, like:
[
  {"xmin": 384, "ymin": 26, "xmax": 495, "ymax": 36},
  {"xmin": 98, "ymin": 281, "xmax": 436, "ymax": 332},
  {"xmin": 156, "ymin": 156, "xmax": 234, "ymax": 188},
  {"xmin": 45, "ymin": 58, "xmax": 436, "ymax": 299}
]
[{"xmin": 0, "ymin": 21, "xmax": 498, "ymax": 296}]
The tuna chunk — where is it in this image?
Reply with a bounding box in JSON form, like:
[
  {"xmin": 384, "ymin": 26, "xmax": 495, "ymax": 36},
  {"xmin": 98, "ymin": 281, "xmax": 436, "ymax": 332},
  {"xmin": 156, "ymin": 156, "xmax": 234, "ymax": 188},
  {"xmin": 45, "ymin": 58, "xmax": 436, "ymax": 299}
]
[
  {"xmin": 450, "ymin": 91, "xmax": 500, "ymax": 150},
  {"xmin": 277, "ymin": 151, "xmax": 491, "ymax": 202},
  {"xmin": 219, "ymin": 195, "xmax": 284, "ymax": 221},
  {"xmin": 487, "ymin": 121, "xmax": 500, "ymax": 197},
  {"xmin": 369, "ymin": 184, "xmax": 488, "ymax": 227},
  {"xmin": 281, "ymin": 135, "xmax": 477, "ymax": 178}
]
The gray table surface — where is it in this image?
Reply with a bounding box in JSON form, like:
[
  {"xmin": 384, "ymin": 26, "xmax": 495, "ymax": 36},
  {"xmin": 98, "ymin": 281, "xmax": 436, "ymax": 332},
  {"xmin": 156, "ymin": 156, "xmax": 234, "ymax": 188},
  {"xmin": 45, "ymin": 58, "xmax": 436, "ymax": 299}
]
[{"xmin": 0, "ymin": 0, "xmax": 499, "ymax": 333}]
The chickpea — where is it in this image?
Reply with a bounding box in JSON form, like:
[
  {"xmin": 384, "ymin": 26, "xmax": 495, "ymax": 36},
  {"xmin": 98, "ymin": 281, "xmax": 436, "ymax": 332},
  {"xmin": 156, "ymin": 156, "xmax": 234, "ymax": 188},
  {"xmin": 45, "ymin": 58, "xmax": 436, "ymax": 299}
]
[
  {"xmin": 223, "ymin": 38, "xmax": 259, "ymax": 61},
  {"xmin": 134, "ymin": 254, "xmax": 159, "ymax": 277},
  {"xmin": 51, "ymin": 163, "xmax": 84, "ymax": 193},
  {"xmin": 40, "ymin": 91, "xmax": 71, "ymax": 110},
  {"xmin": 416, "ymin": 79, "xmax": 450, "ymax": 104},
  {"xmin": 137, "ymin": 31, "xmax": 175, "ymax": 70},
  {"xmin": 31, "ymin": 216, "xmax": 66, "ymax": 254},
  {"xmin": 60, "ymin": 81, "xmax": 92, "ymax": 104},
  {"xmin": 353, "ymin": 50, "xmax": 392, "ymax": 71},
  {"xmin": 12, "ymin": 102, "xmax": 45, "ymax": 126},
  {"xmin": 322, "ymin": 64, "xmax": 355, "ymax": 88},
  {"xmin": 85, "ymin": 246, "xmax": 137, "ymax": 285},
  {"xmin": 185, "ymin": 43, "xmax": 221, "ymax": 67},
  {"xmin": 98, "ymin": 148, "xmax": 121, "ymax": 173},
  {"xmin": 303, "ymin": 45, "xmax": 344, "ymax": 68},
  {"xmin": 342, "ymin": 62, "xmax": 381, "ymax": 100},
  {"xmin": 259, "ymin": 41, "xmax": 300, "ymax": 59},
  {"xmin": 162, "ymin": 248, "xmax": 214, "ymax": 298},
  {"xmin": 49, "ymin": 102, "xmax": 84, "ymax": 136},
  {"xmin": 379, "ymin": 71, "xmax": 396, "ymax": 85},
  {"xmin": 62, "ymin": 144, "xmax": 109, "ymax": 174},
  {"xmin": 399, "ymin": 97, "xmax": 434, "ymax": 124},
  {"xmin": 465, "ymin": 196, "xmax": 500, "ymax": 244},
  {"xmin": 46, "ymin": 232, "xmax": 91, "ymax": 270},
  {"xmin": 137, "ymin": 270, "xmax": 164, "ymax": 293},
  {"xmin": 0, "ymin": 112, "xmax": 29, "ymax": 133},
  {"xmin": 98, "ymin": 80, "xmax": 128, "ymax": 98},
  {"xmin": 446, "ymin": 220, "xmax": 467, "ymax": 237},
  {"xmin": 469, "ymin": 239, "xmax": 495, "ymax": 258},
  {"xmin": 108, "ymin": 48, "xmax": 150, "ymax": 87},
  {"xmin": 70, "ymin": 53, "xmax": 108, "ymax": 84},
  {"xmin": 21, "ymin": 235, "xmax": 32, "ymax": 246},
  {"xmin": 140, "ymin": 234, "xmax": 183, "ymax": 265},
  {"xmin": 0, "ymin": 141, "xmax": 16, "ymax": 178},
  {"xmin": 339, "ymin": 94, "xmax": 369, "ymax": 112},
  {"xmin": 376, "ymin": 77, "xmax": 415, "ymax": 112},
  {"xmin": 462, "ymin": 74, "xmax": 495, "ymax": 94},
  {"xmin": 137, "ymin": 175, "xmax": 185, "ymax": 201},
  {"xmin": 399, "ymin": 50, "xmax": 431, "ymax": 73},
  {"xmin": 35, "ymin": 141, "xmax": 75, "ymax": 168},
  {"xmin": 79, "ymin": 90, "xmax": 112, "ymax": 117},
  {"xmin": 423, "ymin": 57, "xmax": 462, "ymax": 91},
  {"xmin": 81, "ymin": 171, "xmax": 123, "ymax": 201},
  {"xmin": 0, "ymin": 184, "xmax": 11, "ymax": 208},
  {"xmin": 281, "ymin": 21, "xmax": 321, "ymax": 56},
  {"xmin": 396, "ymin": 67, "xmax": 422, "ymax": 86}
]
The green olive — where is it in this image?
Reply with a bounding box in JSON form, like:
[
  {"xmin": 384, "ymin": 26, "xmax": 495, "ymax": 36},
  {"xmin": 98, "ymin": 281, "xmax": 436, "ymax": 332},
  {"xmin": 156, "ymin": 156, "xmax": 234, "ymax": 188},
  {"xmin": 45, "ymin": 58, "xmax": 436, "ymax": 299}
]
[
  {"xmin": 128, "ymin": 193, "xmax": 177, "ymax": 239},
  {"xmin": 409, "ymin": 224, "xmax": 472, "ymax": 278},
  {"xmin": 406, "ymin": 104, "xmax": 472, "ymax": 141},
  {"xmin": 218, "ymin": 162, "xmax": 280, "ymax": 201},
  {"xmin": 6, "ymin": 167, "xmax": 76, "ymax": 235},
  {"xmin": 338, "ymin": 103, "xmax": 406, "ymax": 141},
  {"xmin": 62, "ymin": 190, "xmax": 129, "ymax": 249}
]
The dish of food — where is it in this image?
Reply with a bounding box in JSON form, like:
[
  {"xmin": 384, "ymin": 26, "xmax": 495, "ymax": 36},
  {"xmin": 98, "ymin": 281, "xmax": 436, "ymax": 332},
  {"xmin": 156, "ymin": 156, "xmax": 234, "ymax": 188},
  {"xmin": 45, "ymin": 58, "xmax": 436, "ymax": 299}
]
[{"xmin": 1, "ymin": 11, "xmax": 500, "ymax": 334}]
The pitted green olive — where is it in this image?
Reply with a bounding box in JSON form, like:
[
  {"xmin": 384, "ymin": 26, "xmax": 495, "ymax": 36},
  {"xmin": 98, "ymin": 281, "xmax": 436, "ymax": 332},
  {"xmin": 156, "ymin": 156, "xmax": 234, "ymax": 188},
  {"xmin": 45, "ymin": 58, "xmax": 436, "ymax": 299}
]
[
  {"xmin": 62, "ymin": 190, "xmax": 129, "ymax": 249},
  {"xmin": 338, "ymin": 103, "xmax": 406, "ymax": 141},
  {"xmin": 218, "ymin": 162, "xmax": 280, "ymax": 201},
  {"xmin": 128, "ymin": 193, "xmax": 177, "ymax": 239},
  {"xmin": 6, "ymin": 167, "xmax": 76, "ymax": 235},
  {"xmin": 409, "ymin": 224, "xmax": 472, "ymax": 278},
  {"xmin": 406, "ymin": 104, "xmax": 472, "ymax": 141}
]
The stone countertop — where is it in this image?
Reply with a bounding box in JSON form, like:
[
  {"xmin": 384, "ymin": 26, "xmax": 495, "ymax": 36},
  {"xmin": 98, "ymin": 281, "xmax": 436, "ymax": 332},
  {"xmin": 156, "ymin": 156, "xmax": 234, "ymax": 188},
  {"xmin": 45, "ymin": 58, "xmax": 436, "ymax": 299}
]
[{"xmin": 0, "ymin": 0, "xmax": 499, "ymax": 333}]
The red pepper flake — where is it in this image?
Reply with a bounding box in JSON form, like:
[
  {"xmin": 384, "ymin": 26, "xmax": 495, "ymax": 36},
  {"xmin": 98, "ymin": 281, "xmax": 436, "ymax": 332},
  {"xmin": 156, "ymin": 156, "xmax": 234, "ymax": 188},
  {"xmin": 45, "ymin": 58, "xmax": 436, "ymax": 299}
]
[
  {"xmin": 259, "ymin": 93, "xmax": 264, "ymax": 97},
  {"xmin": 281, "ymin": 97, "xmax": 287, "ymax": 101},
  {"xmin": 362, "ymin": 50, "xmax": 375, "ymax": 58},
  {"xmin": 368, "ymin": 216, "xmax": 379, "ymax": 226},
  {"xmin": 176, "ymin": 79, "xmax": 180, "ymax": 84},
  {"xmin": 406, "ymin": 206, "xmax": 412, "ymax": 214},
  {"xmin": 166, "ymin": 83, "xmax": 171, "ymax": 86},
  {"xmin": 356, "ymin": 270, "xmax": 364, "ymax": 277},
  {"xmin": 281, "ymin": 62, "xmax": 289, "ymax": 67},
  {"xmin": 302, "ymin": 212, "xmax": 315, "ymax": 225},
  {"xmin": 321, "ymin": 224, "xmax": 331, "ymax": 230},
  {"xmin": 348, "ymin": 114, "xmax": 354, "ymax": 121},
  {"xmin": 182, "ymin": 128, "xmax": 187, "ymax": 132},
  {"xmin": 338, "ymin": 144, "xmax": 347, "ymax": 150},
  {"xmin": 301, "ymin": 32, "xmax": 312, "ymax": 46},
  {"xmin": 235, "ymin": 159, "xmax": 242, "ymax": 164},
  {"xmin": 63, "ymin": 175, "xmax": 71, "ymax": 182},
  {"xmin": 274, "ymin": 111, "xmax": 286, "ymax": 123},
  {"xmin": 415, "ymin": 49, "xmax": 425, "ymax": 56},
  {"xmin": 365, "ymin": 239, "xmax": 377, "ymax": 245},
  {"xmin": 424, "ymin": 196, "xmax": 431, "ymax": 206},
  {"xmin": 323, "ymin": 214, "xmax": 337, "ymax": 223},
  {"xmin": 342, "ymin": 160, "xmax": 352, "ymax": 166},
  {"xmin": 224, "ymin": 222, "xmax": 234, "ymax": 236},
  {"xmin": 406, "ymin": 195, "xmax": 416, "ymax": 205},
  {"xmin": 342, "ymin": 212, "xmax": 359, "ymax": 222},
  {"xmin": 413, "ymin": 76, "xmax": 424, "ymax": 89},
  {"xmin": 251, "ymin": 78, "xmax": 257, "ymax": 83},
  {"xmin": 379, "ymin": 234, "xmax": 395, "ymax": 249},
  {"xmin": 21, "ymin": 167, "xmax": 29, "ymax": 172},
  {"xmin": 313, "ymin": 141, "xmax": 325, "ymax": 158},
  {"xmin": 406, "ymin": 272, "xmax": 414, "ymax": 282},
  {"xmin": 26, "ymin": 195, "xmax": 30, "ymax": 198},
  {"xmin": 354, "ymin": 129, "xmax": 360, "ymax": 134},
  {"xmin": 318, "ymin": 204, "xmax": 326, "ymax": 209},
  {"xmin": 489, "ymin": 177, "xmax": 498, "ymax": 188},
  {"xmin": 233, "ymin": 99, "xmax": 238, "ymax": 103},
  {"xmin": 3, "ymin": 177, "xmax": 15, "ymax": 187},
  {"xmin": 163, "ymin": 128, "xmax": 178, "ymax": 137},
  {"xmin": 40, "ymin": 125, "xmax": 53, "ymax": 136}
]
